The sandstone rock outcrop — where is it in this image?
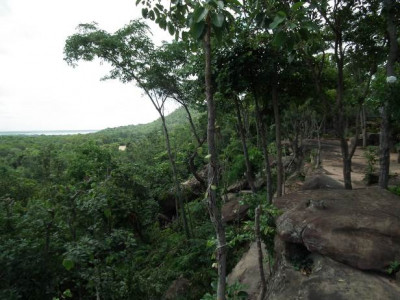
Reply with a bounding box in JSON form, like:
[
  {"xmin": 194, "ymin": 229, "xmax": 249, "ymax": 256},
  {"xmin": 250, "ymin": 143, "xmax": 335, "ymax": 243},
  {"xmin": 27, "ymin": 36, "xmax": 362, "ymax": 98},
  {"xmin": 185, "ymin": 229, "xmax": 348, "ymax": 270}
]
[
  {"xmin": 274, "ymin": 188, "xmax": 400, "ymax": 272},
  {"xmin": 300, "ymin": 173, "xmax": 344, "ymax": 190},
  {"xmin": 221, "ymin": 192, "xmax": 251, "ymax": 223},
  {"xmin": 266, "ymin": 252, "xmax": 400, "ymax": 300},
  {"xmin": 163, "ymin": 277, "xmax": 191, "ymax": 300},
  {"xmin": 227, "ymin": 242, "xmax": 269, "ymax": 300}
]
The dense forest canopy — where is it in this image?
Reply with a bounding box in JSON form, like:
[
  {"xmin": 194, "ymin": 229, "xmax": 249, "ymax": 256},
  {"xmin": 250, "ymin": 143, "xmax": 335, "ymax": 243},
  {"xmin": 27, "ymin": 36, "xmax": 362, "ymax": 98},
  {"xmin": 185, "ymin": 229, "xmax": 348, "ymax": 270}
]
[{"xmin": 1, "ymin": 0, "xmax": 399, "ymax": 299}]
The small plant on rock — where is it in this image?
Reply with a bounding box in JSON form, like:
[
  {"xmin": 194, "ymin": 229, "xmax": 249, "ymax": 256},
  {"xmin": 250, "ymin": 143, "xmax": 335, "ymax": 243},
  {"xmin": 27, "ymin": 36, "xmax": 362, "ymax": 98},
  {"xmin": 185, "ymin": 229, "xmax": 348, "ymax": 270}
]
[
  {"xmin": 387, "ymin": 260, "xmax": 400, "ymax": 275},
  {"xmin": 363, "ymin": 146, "xmax": 379, "ymax": 185}
]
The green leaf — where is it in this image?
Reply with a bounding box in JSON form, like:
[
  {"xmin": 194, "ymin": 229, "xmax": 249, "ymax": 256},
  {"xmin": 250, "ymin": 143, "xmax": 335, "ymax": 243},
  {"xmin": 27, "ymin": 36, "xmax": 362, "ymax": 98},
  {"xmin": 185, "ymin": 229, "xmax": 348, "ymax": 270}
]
[
  {"xmin": 148, "ymin": 10, "xmax": 155, "ymax": 21},
  {"xmin": 63, "ymin": 289, "xmax": 73, "ymax": 298},
  {"xmin": 211, "ymin": 185, "xmax": 217, "ymax": 190},
  {"xmin": 205, "ymin": 153, "xmax": 211, "ymax": 160},
  {"xmin": 191, "ymin": 21, "xmax": 205, "ymax": 40},
  {"xmin": 211, "ymin": 13, "xmax": 224, "ymax": 28},
  {"xmin": 141, "ymin": 8, "xmax": 148, "ymax": 18},
  {"xmin": 292, "ymin": 1, "xmax": 304, "ymax": 11},
  {"xmin": 269, "ymin": 15, "xmax": 286, "ymax": 30},
  {"xmin": 62, "ymin": 259, "xmax": 75, "ymax": 271},
  {"xmin": 277, "ymin": 11, "xmax": 287, "ymax": 18},
  {"xmin": 273, "ymin": 31, "xmax": 287, "ymax": 48},
  {"xmin": 159, "ymin": 18, "xmax": 167, "ymax": 30},
  {"xmin": 168, "ymin": 22, "xmax": 175, "ymax": 35},
  {"xmin": 288, "ymin": 21, "xmax": 296, "ymax": 30},
  {"xmin": 225, "ymin": 0, "xmax": 241, "ymax": 7},
  {"xmin": 217, "ymin": 0, "xmax": 224, "ymax": 9},
  {"xmin": 153, "ymin": 7, "xmax": 160, "ymax": 17},
  {"xmin": 193, "ymin": 6, "xmax": 209, "ymax": 23}
]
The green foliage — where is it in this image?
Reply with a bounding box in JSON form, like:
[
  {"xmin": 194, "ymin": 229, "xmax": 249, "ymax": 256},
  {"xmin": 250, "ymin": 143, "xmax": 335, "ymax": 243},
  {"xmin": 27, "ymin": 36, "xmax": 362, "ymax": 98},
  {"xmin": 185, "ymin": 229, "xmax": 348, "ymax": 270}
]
[
  {"xmin": 0, "ymin": 108, "xmax": 221, "ymax": 299},
  {"xmin": 289, "ymin": 254, "xmax": 313, "ymax": 274},
  {"xmin": 241, "ymin": 194, "xmax": 281, "ymax": 255},
  {"xmin": 3, "ymin": 0, "xmax": 398, "ymax": 297},
  {"xmin": 368, "ymin": 65, "xmax": 400, "ymax": 117},
  {"xmin": 388, "ymin": 185, "xmax": 400, "ymax": 197},
  {"xmin": 363, "ymin": 146, "xmax": 378, "ymax": 176},
  {"xmin": 387, "ymin": 260, "xmax": 400, "ymax": 275}
]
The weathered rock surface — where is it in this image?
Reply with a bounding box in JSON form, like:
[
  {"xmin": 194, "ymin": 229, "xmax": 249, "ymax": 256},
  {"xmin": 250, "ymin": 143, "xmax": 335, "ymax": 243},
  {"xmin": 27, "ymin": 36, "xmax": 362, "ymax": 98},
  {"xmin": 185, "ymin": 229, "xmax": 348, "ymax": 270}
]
[
  {"xmin": 274, "ymin": 188, "xmax": 400, "ymax": 272},
  {"xmin": 227, "ymin": 242, "xmax": 269, "ymax": 300},
  {"xmin": 181, "ymin": 167, "xmax": 207, "ymax": 196},
  {"xmin": 227, "ymin": 179, "xmax": 250, "ymax": 193},
  {"xmin": 163, "ymin": 277, "xmax": 191, "ymax": 300},
  {"xmin": 221, "ymin": 192, "xmax": 251, "ymax": 223},
  {"xmin": 301, "ymin": 173, "xmax": 344, "ymax": 190},
  {"xmin": 265, "ymin": 253, "xmax": 400, "ymax": 300}
]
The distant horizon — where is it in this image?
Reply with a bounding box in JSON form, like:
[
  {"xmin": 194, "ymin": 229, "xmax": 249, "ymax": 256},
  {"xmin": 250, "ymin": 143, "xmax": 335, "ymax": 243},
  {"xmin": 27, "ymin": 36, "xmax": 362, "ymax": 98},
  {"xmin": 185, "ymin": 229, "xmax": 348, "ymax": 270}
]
[
  {"xmin": 0, "ymin": 129, "xmax": 100, "ymax": 136},
  {"xmin": 0, "ymin": 105, "xmax": 182, "ymax": 134}
]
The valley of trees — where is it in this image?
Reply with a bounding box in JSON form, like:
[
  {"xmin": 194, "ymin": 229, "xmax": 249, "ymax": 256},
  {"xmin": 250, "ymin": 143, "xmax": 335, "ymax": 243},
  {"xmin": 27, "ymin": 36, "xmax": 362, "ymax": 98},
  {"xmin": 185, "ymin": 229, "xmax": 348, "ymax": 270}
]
[{"xmin": 1, "ymin": 0, "xmax": 399, "ymax": 299}]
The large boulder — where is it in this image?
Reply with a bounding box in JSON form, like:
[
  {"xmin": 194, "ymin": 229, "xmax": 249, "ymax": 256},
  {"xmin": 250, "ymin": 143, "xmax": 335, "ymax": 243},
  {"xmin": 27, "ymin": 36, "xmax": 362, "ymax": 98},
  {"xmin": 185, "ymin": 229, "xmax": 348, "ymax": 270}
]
[
  {"xmin": 265, "ymin": 252, "xmax": 400, "ymax": 300},
  {"xmin": 274, "ymin": 188, "xmax": 400, "ymax": 272},
  {"xmin": 221, "ymin": 192, "xmax": 251, "ymax": 223},
  {"xmin": 227, "ymin": 179, "xmax": 250, "ymax": 193},
  {"xmin": 227, "ymin": 242, "xmax": 269, "ymax": 300},
  {"xmin": 163, "ymin": 277, "xmax": 191, "ymax": 300},
  {"xmin": 181, "ymin": 166, "xmax": 207, "ymax": 198},
  {"xmin": 301, "ymin": 173, "xmax": 344, "ymax": 190}
]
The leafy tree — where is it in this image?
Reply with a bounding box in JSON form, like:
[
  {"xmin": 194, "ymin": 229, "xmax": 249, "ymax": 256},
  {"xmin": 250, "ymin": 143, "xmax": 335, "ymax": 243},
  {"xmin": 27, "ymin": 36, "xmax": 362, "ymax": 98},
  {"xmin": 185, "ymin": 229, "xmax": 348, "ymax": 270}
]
[
  {"xmin": 136, "ymin": 1, "xmax": 240, "ymax": 297},
  {"xmin": 64, "ymin": 20, "xmax": 191, "ymax": 238}
]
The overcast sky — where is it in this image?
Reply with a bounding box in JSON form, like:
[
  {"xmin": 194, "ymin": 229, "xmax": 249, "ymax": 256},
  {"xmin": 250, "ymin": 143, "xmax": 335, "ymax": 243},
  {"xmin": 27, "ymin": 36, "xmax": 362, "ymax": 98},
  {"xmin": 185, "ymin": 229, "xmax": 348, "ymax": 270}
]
[{"xmin": 0, "ymin": 0, "xmax": 176, "ymax": 131}]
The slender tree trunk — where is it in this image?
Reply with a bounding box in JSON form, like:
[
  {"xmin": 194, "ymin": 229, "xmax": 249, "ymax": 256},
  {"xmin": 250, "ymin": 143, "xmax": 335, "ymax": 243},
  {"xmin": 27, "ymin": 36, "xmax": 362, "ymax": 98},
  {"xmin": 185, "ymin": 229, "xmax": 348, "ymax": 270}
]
[
  {"xmin": 181, "ymin": 101, "xmax": 202, "ymax": 145},
  {"xmin": 335, "ymin": 30, "xmax": 353, "ymax": 189},
  {"xmin": 254, "ymin": 96, "xmax": 273, "ymax": 203},
  {"xmin": 380, "ymin": 0, "xmax": 398, "ymax": 189},
  {"xmin": 160, "ymin": 113, "xmax": 191, "ymax": 239},
  {"xmin": 204, "ymin": 16, "xmax": 226, "ymax": 300},
  {"xmin": 255, "ymin": 206, "xmax": 266, "ymax": 299},
  {"xmin": 95, "ymin": 265, "xmax": 101, "ymax": 300},
  {"xmin": 234, "ymin": 96, "xmax": 256, "ymax": 192},
  {"xmin": 272, "ymin": 78, "xmax": 283, "ymax": 196},
  {"xmin": 188, "ymin": 139, "xmax": 207, "ymax": 187},
  {"xmin": 361, "ymin": 105, "xmax": 367, "ymax": 148},
  {"xmin": 180, "ymin": 101, "xmax": 207, "ymax": 187},
  {"xmin": 255, "ymin": 111, "xmax": 261, "ymax": 149},
  {"xmin": 380, "ymin": 102, "xmax": 391, "ymax": 188}
]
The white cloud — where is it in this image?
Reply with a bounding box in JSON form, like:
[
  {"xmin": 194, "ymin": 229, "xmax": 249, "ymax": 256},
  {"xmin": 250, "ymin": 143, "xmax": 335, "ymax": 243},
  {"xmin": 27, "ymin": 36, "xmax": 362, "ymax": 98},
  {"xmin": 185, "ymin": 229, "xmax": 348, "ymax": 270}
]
[{"xmin": 0, "ymin": 0, "xmax": 174, "ymax": 131}]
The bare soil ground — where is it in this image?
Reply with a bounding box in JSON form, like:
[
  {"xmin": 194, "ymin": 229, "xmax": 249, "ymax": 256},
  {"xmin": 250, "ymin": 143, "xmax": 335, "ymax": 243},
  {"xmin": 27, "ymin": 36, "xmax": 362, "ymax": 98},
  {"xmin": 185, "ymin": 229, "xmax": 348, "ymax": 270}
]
[{"xmin": 313, "ymin": 139, "xmax": 400, "ymax": 188}]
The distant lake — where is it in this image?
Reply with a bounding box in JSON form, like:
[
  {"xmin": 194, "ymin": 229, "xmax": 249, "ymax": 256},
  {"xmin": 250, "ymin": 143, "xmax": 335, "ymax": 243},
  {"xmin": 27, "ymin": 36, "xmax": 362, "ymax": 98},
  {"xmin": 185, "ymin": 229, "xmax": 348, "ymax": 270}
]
[{"xmin": 0, "ymin": 130, "xmax": 98, "ymax": 136}]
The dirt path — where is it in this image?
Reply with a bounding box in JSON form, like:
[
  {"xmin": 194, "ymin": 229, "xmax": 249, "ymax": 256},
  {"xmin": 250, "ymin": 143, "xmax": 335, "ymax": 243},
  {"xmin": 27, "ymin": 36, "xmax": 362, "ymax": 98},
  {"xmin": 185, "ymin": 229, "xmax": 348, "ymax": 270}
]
[{"xmin": 315, "ymin": 139, "xmax": 400, "ymax": 188}]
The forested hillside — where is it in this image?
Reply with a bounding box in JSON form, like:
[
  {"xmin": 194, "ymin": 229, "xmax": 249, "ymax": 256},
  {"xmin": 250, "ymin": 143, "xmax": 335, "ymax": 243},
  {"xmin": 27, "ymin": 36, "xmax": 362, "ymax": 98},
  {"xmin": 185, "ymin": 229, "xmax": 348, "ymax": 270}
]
[
  {"xmin": 1, "ymin": 108, "xmax": 213, "ymax": 299},
  {"xmin": 1, "ymin": 0, "xmax": 400, "ymax": 299}
]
